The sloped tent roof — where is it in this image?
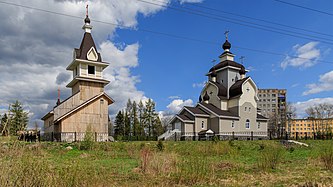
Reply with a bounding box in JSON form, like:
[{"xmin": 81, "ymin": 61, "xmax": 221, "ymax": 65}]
[
  {"xmin": 184, "ymin": 106, "xmax": 209, "ymax": 116},
  {"xmin": 209, "ymin": 81, "xmax": 227, "ymax": 99},
  {"xmin": 199, "ymin": 102, "xmax": 239, "ymax": 118},
  {"xmin": 75, "ymin": 32, "xmax": 102, "ymax": 62}
]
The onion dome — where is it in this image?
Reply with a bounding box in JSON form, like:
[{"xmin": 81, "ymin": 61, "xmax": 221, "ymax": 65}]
[
  {"xmin": 199, "ymin": 95, "xmax": 202, "ymax": 102},
  {"xmin": 203, "ymin": 91, "xmax": 210, "ymax": 101},
  {"xmin": 222, "ymin": 40, "xmax": 231, "ymax": 51},
  {"xmin": 84, "ymin": 15, "xmax": 90, "ymax": 24},
  {"xmin": 239, "ymin": 66, "xmax": 246, "ymax": 75}
]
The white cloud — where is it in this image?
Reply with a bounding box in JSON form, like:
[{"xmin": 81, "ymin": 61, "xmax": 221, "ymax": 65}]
[
  {"xmin": 294, "ymin": 97, "xmax": 333, "ymax": 118},
  {"xmin": 303, "ymin": 70, "xmax": 333, "ymax": 95},
  {"xmin": 168, "ymin": 96, "xmax": 180, "ymax": 99},
  {"xmin": 280, "ymin": 42, "xmax": 320, "ymax": 69},
  {"xmin": 0, "ymin": 0, "xmax": 169, "ymax": 126},
  {"xmin": 192, "ymin": 81, "xmax": 206, "ymax": 88},
  {"xmin": 167, "ymin": 99, "xmax": 193, "ymax": 114},
  {"xmin": 179, "ymin": 0, "xmax": 204, "ymax": 4}
]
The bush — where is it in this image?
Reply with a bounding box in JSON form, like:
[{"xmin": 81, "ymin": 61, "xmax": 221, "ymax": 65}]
[{"xmin": 79, "ymin": 125, "xmax": 95, "ymax": 150}]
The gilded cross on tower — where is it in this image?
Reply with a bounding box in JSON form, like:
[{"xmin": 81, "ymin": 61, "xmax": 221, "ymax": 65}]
[{"xmin": 224, "ymin": 30, "xmax": 229, "ymax": 40}]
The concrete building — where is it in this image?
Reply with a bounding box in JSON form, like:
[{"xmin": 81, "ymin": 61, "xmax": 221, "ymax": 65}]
[
  {"xmin": 42, "ymin": 13, "xmax": 114, "ymax": 142},
  {"xmin": 257, "ymin": 89, "xmax": 286, "ymax": 135},
  {"xmin": 288, "ymin": 118, "xmax": 333, "ymax": 139},
  {"xmin": 164, "ymin": 37, "xmax": 269, "ymax": 141}
]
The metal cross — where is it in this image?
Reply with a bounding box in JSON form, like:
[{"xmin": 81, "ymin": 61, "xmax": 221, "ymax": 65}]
[
  {"xmin": 240, "ymin": 56, "xmax": 245, "ymax": 64},
  {"xmin": 86, "ymin": 4, "xmax": 89, "ymax": 17},
  {"xmin": 224, "ymin": 30, "xmax": 229, "ymax": 40}
]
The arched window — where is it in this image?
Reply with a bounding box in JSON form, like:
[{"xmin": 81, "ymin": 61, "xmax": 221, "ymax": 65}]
[
  {"xmin": 245, "ymin": 119, "xmax": 250, "ymax": 129},
  {"xmin": 231, "ymin": 120, "xmax": 235, "ymax": 128},
  {"xmin": 201, "ymin": 121, "xmax": 204, "ymax": 129},
  {"xmin": 257, "ymin": 122, "xmax": 260, "ymax": 129}
]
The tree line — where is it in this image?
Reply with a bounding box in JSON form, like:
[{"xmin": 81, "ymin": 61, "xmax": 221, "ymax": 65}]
[
  {"xmin": 113, "ymin": 98, "xmax": 164, "ymax": 140},
  {"xmin": 0, "ymin": 100, "xmax": 29, "ymax": 136}
]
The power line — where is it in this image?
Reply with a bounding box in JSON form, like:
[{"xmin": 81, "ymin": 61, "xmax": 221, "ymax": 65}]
[
  {"xmin": 137, "ymin": 0, "xmax": 333, "ymax": 45},
  {"xmin": 273, "ymin": 0, "xmax": 333, "ymax": 17},
  {"xmin": 0, "ymin": 1, "xmax": 332, "ymax": 65},
  {"xmin": 180, "ymin": 0, "xmax": 333, "ymax": 38}
]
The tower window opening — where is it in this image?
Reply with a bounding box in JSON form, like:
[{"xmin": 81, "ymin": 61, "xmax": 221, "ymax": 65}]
[{"xmin": 88, "ymin": 65, "xmax": 95, "ymax": 74}]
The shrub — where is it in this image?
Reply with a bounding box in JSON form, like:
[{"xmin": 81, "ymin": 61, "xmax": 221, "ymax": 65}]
[{"xmin": 79, "ymin": 125, "xmax": 95, "ymax": 150}]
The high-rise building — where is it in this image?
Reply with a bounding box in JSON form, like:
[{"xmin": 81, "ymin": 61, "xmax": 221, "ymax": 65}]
[{"xmin": 257, "ymin": 89, "xmax": 286, "ymax": 135}]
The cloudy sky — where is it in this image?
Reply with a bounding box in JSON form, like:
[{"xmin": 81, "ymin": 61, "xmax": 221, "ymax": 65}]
[{"xmin": 0, "ymin": 0, "xmax": 332, "ymax": 127}]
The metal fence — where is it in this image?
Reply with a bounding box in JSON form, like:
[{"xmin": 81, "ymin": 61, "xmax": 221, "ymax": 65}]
[{"xmin": 42, "ymin": 132, "xmax": 108, "ymax": 142}]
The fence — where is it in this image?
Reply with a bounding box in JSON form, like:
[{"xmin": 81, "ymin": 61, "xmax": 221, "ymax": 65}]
[{"xmin": 42, "ymin": 132, "xmax": 108, "ymax": 142}]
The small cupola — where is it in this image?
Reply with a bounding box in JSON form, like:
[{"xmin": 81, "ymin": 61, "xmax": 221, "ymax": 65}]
[
  {"xmin": 211, "ymin": 69, "xmax": 217, "ymax": 82},
  {"xmin": 239, "ymin": 66, "xmax": 246, "ymax": 79},
  {"xmin": 203, "ymin": 91, "xmax": 210, "ymax": 104},
  {"xmin": 222, "ymin": 40, "xmax": 231, "ymax": 52}
]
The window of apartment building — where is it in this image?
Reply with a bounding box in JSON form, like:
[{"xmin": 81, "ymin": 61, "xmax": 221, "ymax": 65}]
[
  {"xmin": 267, "ymin": 109, "xmax": 270, "ymax": 111},
  {"xmin": 259, "ymin": 94, "xmax": 262, "ymax": 97},
  {"xmin": 259, "ymin": 104, "xmax": 262, "ymax": 107},
  {"xmin": 201, "ymin": 121, "xmax": 204, "ymax": 129},
  {"xmin": 245, "ymin": 119, "xmax": 250, "ymax": 129},
  {"xmin": 272, "ymin": 94, "xmax": 276, "ymax": 97},
  {"xmin": 267, "ymin": 99, "xmax": 270, "ymax": 102},
  {"xmin": 263, "ymin": 99, "xmax": 266, "ymax": 102},
  {"xmin": 296, "ymin": 124, "xmax": 299, "ymax": 126},
  {"xmin": 308, "ymin": 124, "xmax": 311, "ymax": 127},
  {"xmin": 267, "ymin": 94, "xmax": 270, "ymax": 97},
  {"xmin": 292, "ymin": 128, "xmax": 295, "ymax": 130},
  {"xmin": 263, "ymin": 94, "xmax": 266, "ymax": 97},
  {"xmin": 308, "ymin": 128, "xmax": 310, "ymax": 130},
  {"xmin": 272, "ymin": 109, "xmax": 276, "ymax": 112},
  {"xmin": 300, "ymin": 128, "xmax": 303, "ymax": 130},
  {"xmin": 231, "ymin": 120, "xmax": 235, "ymax": 128},
  {"xmin": 272, "ymin": 104, "xmax": 276, "ymax": 107},
  {"xmin": 267, "ymin": 104, "xmax": 270, "ymax": 107},
  {"xmin": 296, "ymin": 128, "xmax": 299, "ymax": 130},
  {"xmin": 272, "ymin": 99, "xmax": 276, "ymax": 102},
  {"xmin": 263, "ymin": 104, "xmax": 266, "ymax": 107}
]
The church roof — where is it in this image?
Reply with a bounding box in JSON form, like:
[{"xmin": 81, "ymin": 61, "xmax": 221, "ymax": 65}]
[
  {"xmin": 74, "ymin": 32, "xmax": 102, "ymax": 62},
  {"xmin": 229, "ymin": 77, "xmax": 250, "ymax": 98},
  {"xmin": 209, "ymin": 60, "xmax": 244, "ymax": 73},
  {"xmin": 199, "ymin": 102, "xmax": 239, "ymax": 118},
  {"xmin": 209, "ymin": 81, "xmax": 227, "ymax": 99},
  {"xmin": 185, "ymin": 106, "xmax": 209, "ymax": 116},
  {"xmin": 257, "ymin": 113, "xmax": 268, "ymax": 120}
]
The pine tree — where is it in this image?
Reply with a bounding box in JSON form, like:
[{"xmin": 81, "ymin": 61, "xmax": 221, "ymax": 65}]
[
  {"xmin": 9, "ymin": 100, "xmax": 28, "ymax": 135},
  {"xmin": 132, "ymin": 101, "xmax": 140, "ymax": 137},
  {"xmin": 114, "ymin": 111, "xmax": 124, "ymax": 136},
  {"xmin": 153, "ymin": 116, "xmax": 164, "ymax": 136},
  {"xmin": 0, "ymin": 113, "xmax": 9, "ymax": 136},
  {"xmin": 144, "ymin": 99, "xmax": 158, "ymax": 137},
  {"xmin": 124, "ymin": 111, "xmax": 131, "ymax": 136},
  {"xmin": 138, "ymin": 100, "xmax": 145, "ymax": 136}
]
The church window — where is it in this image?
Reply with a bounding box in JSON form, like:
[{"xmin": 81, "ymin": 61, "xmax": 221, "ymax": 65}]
[
  {"xmin": 249, "ymin": 107, "xmax": 251, "ymax": 112},
  {"xmin": 88, "ymin": 65, "xmax": 95, "ymax": 74},
  {"xmin": 100, "ymin": 99, "xmax": 104, "ymax": 104},
  {"xmin": 245, "ymin": 107, "xmax": 247, "ymax": 111},
  {"xmin": 245, "ymin": 119, "xmax": 250, "ymax": 129},
  {"xmin": 231, "ymin": 120, "xmax": 235, "ymax": 128},
  {"xmin": 232, "ymin": 78, "xmax": 234, "ymax": 82},
  {"xmin": 257, "ymin": 122, "xmax": 260, "ymax": 129},
  {"xmin": 201, "ymin": 121, "xmax": 204, "ymax": 129}
]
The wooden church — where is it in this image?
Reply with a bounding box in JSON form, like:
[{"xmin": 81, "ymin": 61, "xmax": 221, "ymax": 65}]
[{"xmin": 42, "ymin": 12, "xmax": 114, "ymax": 142}]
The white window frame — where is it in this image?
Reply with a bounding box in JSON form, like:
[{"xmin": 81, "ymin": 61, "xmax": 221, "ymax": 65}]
[{"xmin": 245, "ymin": 119, "xmax": 250, "ymax": 129}]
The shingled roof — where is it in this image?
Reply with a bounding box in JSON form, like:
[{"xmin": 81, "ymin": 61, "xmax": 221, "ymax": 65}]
[
  {"xmin": 209, "ymin": 81, "xmax": 227, "ymax": 99},
  {"xmin": 229, "ymin": 77, "xmax": 249, "ymax": 98},
  {"xmin": 209, "ymin": 60, "xmax": 244, "ymax": 73},
  {"xmin": 74, "ymin": 32, "xmax": 102, "ymax": 62},
  {"xmin": 185, "ymin": 106, "xmax": 209, "ymax": 116},
  {"xmin": 199, "ymin": 102, "xmax": 239, "ymax": 118},
  {"xmin": 257, "ymin": 113, "xmax": 268, "ymax": 120}
]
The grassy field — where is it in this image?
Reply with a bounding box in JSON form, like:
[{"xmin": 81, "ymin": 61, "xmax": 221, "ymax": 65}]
[{"xmin": 1, "ymin": 137, "xmax": 333, "ymax": 186}]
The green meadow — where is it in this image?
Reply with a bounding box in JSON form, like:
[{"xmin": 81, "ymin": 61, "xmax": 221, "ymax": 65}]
[{"xmin": 1, "ymin": 137, "xmax": 333, "ymax": 186}]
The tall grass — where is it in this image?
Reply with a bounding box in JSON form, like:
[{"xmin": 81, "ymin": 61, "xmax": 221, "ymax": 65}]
[
  {"xmin": 320, "ymin": 143, "xmax": 333, "ymax": 170},
  {"xmin": 257, "ymin": 143, "xmax": 285, "ymax": 171}
]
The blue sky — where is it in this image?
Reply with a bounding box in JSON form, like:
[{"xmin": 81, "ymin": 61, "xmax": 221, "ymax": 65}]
[
  {"xmin": 112, "ymin": 0, "xmax": 333, "ymax": 116},
  {"xmin": 0, "ymin": 0, "xmax": 332, "ymax": 126}
]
